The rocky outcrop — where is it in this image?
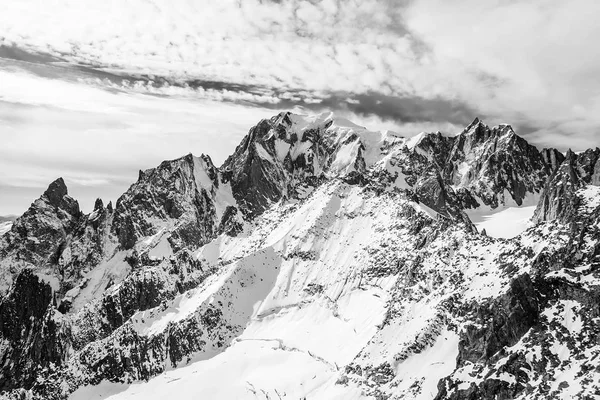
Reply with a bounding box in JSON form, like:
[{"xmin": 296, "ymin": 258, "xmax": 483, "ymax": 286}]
[
  {"xmin": 458, "ymin": 274, "xmax": 541, "ymax": 364},
  {"xmin": 395, "ymin": 118, "xmax": 555, "ymax": 218},
  {"xmin": 0, "ymin": 178, "xmax": 81, "ymax": 268},
  {"xmin": 0, "ymin": 178, "xmax": 86, "ymax": 294},
  {"xmin": 442, "ymin": 118, "xmax": 551, "ymax": 208},
  {"xmin": 540, "ymin": 148, "xmax": 566, "ymax": 172},
  {"xmin": 0, "ymin": 177, "xmax": 120, "ymax": 301},
  {"xmin": 533, "ymin": 148, "xmax": 600, "ymax": 223},
  {"xmin": 59, "ymin": 198, "xmax": 113, "ymax": 286},
  {"xmin": 435, "ymin": 183, "xmax": 600, "ymax": 400},
  {"xmin": 112, "ymin": 153, "xmax": 223, "ymax": 251},
  {"xmin": 0, "ymin": 269, "xmax": 70, "ymax": 392},
  {"xmin": 221, "ymin": 112, "xmax": 336, "ymax": 217},
  {"xmin": 436, "ymin": 274, "xmax": 542, "ymax": 399}
]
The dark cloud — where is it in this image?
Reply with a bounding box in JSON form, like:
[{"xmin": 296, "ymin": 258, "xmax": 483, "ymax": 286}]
[{"xmin": 320, "ymin": 93, "xmax": 476, "ymax": 125}]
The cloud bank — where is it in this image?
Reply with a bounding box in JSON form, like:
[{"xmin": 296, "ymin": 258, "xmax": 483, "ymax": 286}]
[{"xmin": 1, "ymin": 0, "xmax": 598, "ymax": 149}]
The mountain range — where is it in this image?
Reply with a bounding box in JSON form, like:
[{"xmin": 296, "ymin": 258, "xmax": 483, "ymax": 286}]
[{"xmin": 0, "ymin": 112, "xmax": 599, "ymax": 399}]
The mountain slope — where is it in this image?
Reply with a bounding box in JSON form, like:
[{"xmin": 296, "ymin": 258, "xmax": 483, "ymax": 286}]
[{"xmin": 0, "ymin": 111, "xmax": 597, "ymax": 400}]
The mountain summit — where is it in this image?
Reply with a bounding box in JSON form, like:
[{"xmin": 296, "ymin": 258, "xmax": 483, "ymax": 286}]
[{"xmin": 0, "ymin": 112, "xmax": 599, "ymax": 399}]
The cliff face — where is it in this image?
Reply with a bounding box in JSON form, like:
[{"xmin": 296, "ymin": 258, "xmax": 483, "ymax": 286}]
[
  {"xmin": 0, "ymin": 270, "xmax": 70, "ymax": 391},
  {"xmin": 0, "ymin": 112, "xmax": 598, "ymax": 400},
  {"xmin": 112, "ymin": 153, "xmax": 226, "ymax": 251},
  {"xmin": 441, "ymin": 119, "xmax": 552, "ymax": 209},
  {"xmin": 533, "ymin": 148, "xmax": 600, "ymax": 223}
]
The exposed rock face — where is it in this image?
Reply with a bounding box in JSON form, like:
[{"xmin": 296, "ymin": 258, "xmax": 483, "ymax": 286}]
[
  {"xmin": 0, "ymin": 112, "xmax": 599, "ymax": 400},
  {"xmin": 436, "ymin": 274, "xmax": 543, "ymax": 399},
  {"xmin": 0, "ymin": 178, "xmax": 84, "ymax": 293},
  {"xmin": 458, "ymin": 274, "xmax": 541, "ymax": 365},
  {"xmin": 59, "ymin": 197, "xmax": 113, "ymax": 285},
  {"xmin": 533, "ymin": 148, "xmax": 600, "ymax": 223},
  {"xmin": 0, "ymin": 178, "xmax": 81, "ymax": 267},
  {"xmin": 540, "ymin": 148, "xmax": 566, "ymax": 172},
  {"xmin": 112, "ymin": 153, "xmax": 225, "ymax": 251},
  {"xmin": 442, "ymin": 118, "xmax": 552, "ymax": 208},
  {"xmin": 221, "ymin": 112, "xmax": 337, "ymax": 217},
  {"xmin": 0, "ymin": 269, "xmax": 70, "ymax": 391},
  {"xmin": 0, "ymin": 178, "xmax": 118, "ymax": 302}
]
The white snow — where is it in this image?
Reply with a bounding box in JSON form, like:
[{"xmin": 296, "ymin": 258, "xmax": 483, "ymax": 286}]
[
  {"xmin": 393, "ymin": 329, "xmax": 460, "ymax": 399},
  {"xmin": 405, "ymin": 132, "xmax": 426, "ymax": 150},
  {"xmin": 36, "ymin": 273, "xmax": 61, "ymax": 292},
  {"xmin": 542, "ymin": 300, "xmax": 584, "ymax": 336},
  {"xmin": 68, "ymin": 250, "xmax": 131, "ymax": 312},
  {"xmin": 241, "ymin": 287, "xmax": 387, "ymax": 366},
  {"xmin": 289, "ymin": 140, "xmax": 314, "ymax": 162},
  {"xmin": 329, "ymin": 138, "xmax": 362, "ymax": 175},
  {"xmin": 0, "ymin": 222, "xmax": 12, "ymax": 236},
  {"xmin": 133, "ymin": 247, "xmax": 281, "ymax": 337},
  {"xmin": 191, "ymin": 156, "xmax": 215, "ymax": 192},
  {"xmin": 469, "ymin": 206, "xmax": 537, "ymax": 239},
  {"xmin": 274, "ymin": 139, "xmax": 290, "ymax": 161},
  {"xmin": 147, "ymin": 234, "xmax": 173, "ymax": 259},
  {"xmin": 87, "ymin": 340, "xmax": 343, "ymax": 400},
  {"xmin": 579, "ymin": 185, "xmax": 600, "ymax": 212},
  {"xmin": 254, "ymin": 142, "xmax": 275, "ymax": 164}
]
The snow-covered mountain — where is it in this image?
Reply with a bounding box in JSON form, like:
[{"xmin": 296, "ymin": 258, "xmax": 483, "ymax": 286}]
[{"xmin": 0, "ymin": 112, "xmax": 599, "ymax": 400}]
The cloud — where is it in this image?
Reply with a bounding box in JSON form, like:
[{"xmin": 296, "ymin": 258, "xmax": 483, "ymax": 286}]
[
  {"xmin": 402, "ymin": 0, "xmax": 600, "ymax": 149},
  {"xmin": 0, "ymin": 0, "xmax": 425, "ymax": 96},
  {"xmin": 2, "ymin": 0, "xmax": 598, "ymax": 151},
  {"xmin": 2, "ymin": 44, "xmax": 477, "ymax": 131}
]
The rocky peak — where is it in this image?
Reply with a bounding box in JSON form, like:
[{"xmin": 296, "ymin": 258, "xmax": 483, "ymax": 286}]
[
  {"xmin": 93, "ymin": 198, "xmax": 104, "ymax": 211},
  {"xmin": 0, "ymin": 179, "xmax": 86, "ymax": 294},
  {"xmin": 410, "ymin": 131, "xmax": 455, "ymax": 171},
  {"xmin": 221, "ymin": 112, "xmax": 338, "ymax": 217},
  {"xmin": 112, "ymin": 152, "xmax": 230, "ymax": 251},
  {"xmin": 461, "ymin": 117, "xmax": 493, "ymax": 141},
  {"xmin": 1, "ymin": 179, "xmax": 82, "ymax": 250},
  {"xmin": 574, "ymin": 147, "xmax": 600, "ymax": 184},
  {"xmin": 442, "ymin": 119, "xmax": 550, "ymax": 208},
  {"xmin": 41, "ymin": 178, "xmax": 81, "ymax": 217},
  {"xmin": 44, "ymin": 177, "xmax": 68, "ymax": 203},
  {"xmin": 540, "ymin": 148, "xmax": 566, "ymax": 172}
]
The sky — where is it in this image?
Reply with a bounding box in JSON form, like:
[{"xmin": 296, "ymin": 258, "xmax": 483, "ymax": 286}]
[{"xmin": 0, "ymin": 0, "xmax": 599, "ymax": 215}]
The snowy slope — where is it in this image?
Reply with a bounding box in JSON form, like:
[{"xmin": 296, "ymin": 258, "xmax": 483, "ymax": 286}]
[
  {"xmin": 468, "ymin": 206, "xmax": 537, "ymax": 238},
  {"xmin": 0, "ymin": 222, "xmax": 12, "ymax": 236}
]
